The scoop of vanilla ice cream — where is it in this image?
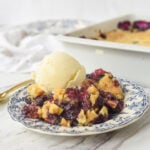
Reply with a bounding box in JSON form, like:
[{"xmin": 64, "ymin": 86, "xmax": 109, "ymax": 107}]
[{"xmin": 33, "ymin": 51, "xmax": 86, "ymax": 93}]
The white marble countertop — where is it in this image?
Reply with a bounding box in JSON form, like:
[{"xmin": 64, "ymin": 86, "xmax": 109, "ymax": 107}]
[{"xmin": 0, "ymin": 72, "xmax": 150, "ymax": 150}]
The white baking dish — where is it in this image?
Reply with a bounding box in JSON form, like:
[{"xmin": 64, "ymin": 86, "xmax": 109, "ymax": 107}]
[
  {"xmin": 58, "ymin": 13, "xmax": 150, "ymax": 53},
  {"xmin": 56, "ymin": 13, "xmax": 150, "ymax": 88}
]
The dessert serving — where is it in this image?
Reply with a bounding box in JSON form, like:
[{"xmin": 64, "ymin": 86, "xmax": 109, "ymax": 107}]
[
  {"xmin": 80, "ymin": 20, "xmax": 150, "ymax": 46},
  {"xmin": 22, "ymin": 51, "xmax": 124, "ymax": 127}
]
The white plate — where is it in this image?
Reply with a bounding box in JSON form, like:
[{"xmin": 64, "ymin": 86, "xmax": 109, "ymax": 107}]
[
  {"xmin": 58, "ymin": 13, "xmax": 150, "ymax": 53},
  {"xmin": 7, "ymin": 78, "xmax": 149, "ymax": 136}
]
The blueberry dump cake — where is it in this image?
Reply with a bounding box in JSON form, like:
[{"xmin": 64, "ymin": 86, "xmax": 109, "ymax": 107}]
[
  {"xmin": 22, "ymin": 52, "xmax": 124, "ymax": 127},
  {"xmin": 80, "ymin": 20, "xmax": 150, "ymax": 46}
]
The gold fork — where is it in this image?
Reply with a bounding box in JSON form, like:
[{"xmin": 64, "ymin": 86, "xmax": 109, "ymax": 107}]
[{"xmin": 0, "ymin": 79, "xmax": 33, "ymax": 102}]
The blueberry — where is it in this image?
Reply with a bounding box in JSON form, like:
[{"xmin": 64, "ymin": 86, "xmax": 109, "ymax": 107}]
[
  {"xmin": 118, "ymin": 21, "xmax": 131, "ymax": 30},
  {"xmin": 133, "ymin": 20, "xmax": 150, "ymax": 31}
]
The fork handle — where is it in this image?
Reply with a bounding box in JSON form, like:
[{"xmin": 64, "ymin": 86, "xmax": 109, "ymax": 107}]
[{"xmin": 4, "ymin": 79, "xmax": 34, "ymax": 95}]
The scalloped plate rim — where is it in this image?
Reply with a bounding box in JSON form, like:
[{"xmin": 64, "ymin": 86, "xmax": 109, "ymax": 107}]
[
  {"xmin": 7, "ymin": 78, "xmax": 149, "ymax": 136},
  {"xmin": 13, "ymin": 107, "xmax": 149, "ymax": 136}
]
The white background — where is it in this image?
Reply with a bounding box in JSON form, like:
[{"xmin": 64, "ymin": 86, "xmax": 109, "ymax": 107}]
[{"xmin": 0, "ymin": 0, "xmax": 149, "ymax": 25}]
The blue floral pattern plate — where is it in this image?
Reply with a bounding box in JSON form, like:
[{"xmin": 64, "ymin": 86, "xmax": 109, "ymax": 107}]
[{"xmin": 7, "ymin": 78, "xmax": 149, "ymax": 136}]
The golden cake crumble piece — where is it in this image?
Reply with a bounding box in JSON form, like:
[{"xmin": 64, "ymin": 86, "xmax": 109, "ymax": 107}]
[
  {"xmin": 86, "ymin": 110, "xmax": 98, "ymax": 122},
  {"xmin": 60, "ymin": 118, "xmax": 71, "ymax": 127},
  {"xmin": 41, "ymin": 101, "xmax": 51, "ymax": 119},
  {"xmin": 98, "ymin": 74, "xmax": 124, "ymax": 99},
  {"xmin": 87, "ymin": 85, "xmax": 99, "ymax": 106},
  {"xmin": 49, "ymin": 103, "xmax": 63, "ymax": 115},
  {"xmin": 99, "ymin": 106, "xmax": 108, "ymax": 116},
  {"xmin": 77, "ymin": 109, "xmax": 87, "ymax": 125},
  {"xmin": 27, "ymin": 84, "xmax": 45, "ymax": 98},
  {"xmin": 106, "ymin": 100, "xmax": 118, "ymax": 108},
  {"xmin": 37, "ymin": 107, "xmax": 42, "ymax": 118},
  {"xmin": 53, "ymin": 88, "xmax": 66, "ymax": 103}
]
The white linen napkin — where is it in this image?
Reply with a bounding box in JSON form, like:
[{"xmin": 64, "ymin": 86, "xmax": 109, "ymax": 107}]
[
  {"xmin": 0, "ymin": 20, "xmax": 89, "ymax": 73},
  {"xmin": 0, "ymin": 29, "xmax": 63, "ymax": 73}
]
